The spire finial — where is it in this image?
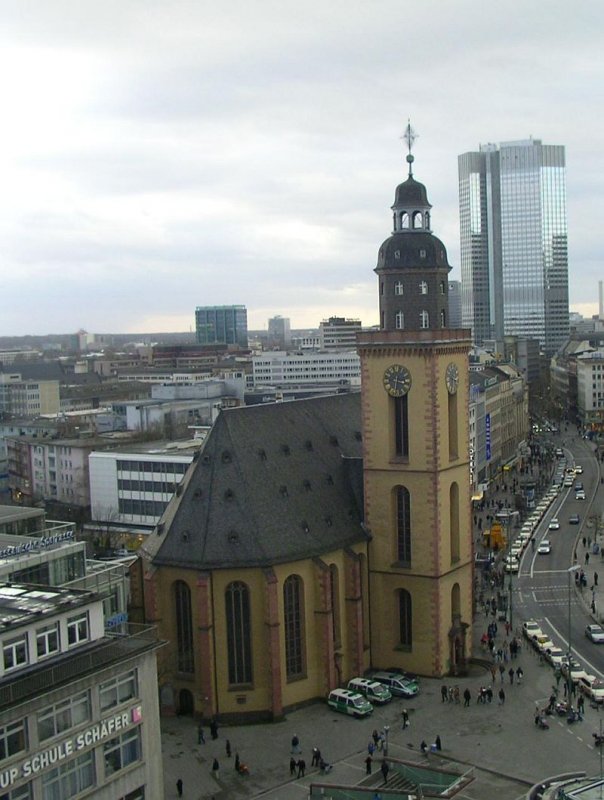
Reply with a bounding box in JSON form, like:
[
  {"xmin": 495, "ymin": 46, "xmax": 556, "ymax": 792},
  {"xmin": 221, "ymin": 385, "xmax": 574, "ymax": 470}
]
[{"xmin": 402, "ymin": 119, "xmax": 418, "ymax": 176}]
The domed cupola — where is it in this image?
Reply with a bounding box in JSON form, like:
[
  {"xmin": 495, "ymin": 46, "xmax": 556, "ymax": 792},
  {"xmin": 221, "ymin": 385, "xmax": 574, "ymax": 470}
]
[{"xmin": 375, "ymin": 123, "xmax": 451, "ymax": 333}]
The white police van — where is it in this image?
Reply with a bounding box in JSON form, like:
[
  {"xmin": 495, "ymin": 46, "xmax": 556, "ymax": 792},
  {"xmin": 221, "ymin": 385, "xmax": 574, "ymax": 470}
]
[{"xmin": 327, "ymin": 688, "xmax": 373, "ymax": 717}]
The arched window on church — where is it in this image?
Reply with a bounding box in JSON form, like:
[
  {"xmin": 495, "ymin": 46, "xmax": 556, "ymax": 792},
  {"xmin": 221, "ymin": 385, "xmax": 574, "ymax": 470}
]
[
  {"xmin": 329, "ymin": 564, "xmax": 341, "ymax": 648},
  {"xmin": 395, "ymin": 485, "xmax": 411, "ymax": 565},
  {"xmin": 425, "ymin": 211, "xmax": 430, "ymax": 229},
  {"xmin": 174, "ymin": 581, "xmax": 194, "ymax": 674},
  {"xmin": 401, "ymin": 212, "xmax": 410, "ymax": 229},
  {"xmin": 395, "ymin": 310, "xmax": 404, "ymax": 330},
  {"xmin": 451, "ymin": 583, "xmax": 461, "ymax": 620},
  {"xmin": 450, "ymin": 482, "xmax": 460, "ymax": 563},
  {"xmin": 284, "ymin": 575, "xmax": 305, "ymax": 680},
  {"xmin": 413, "ymin": 211, "xmax": 423, "ymax": 229},
  {"xmin": 226, "ymin": 581, "xmax": 253, "ymax": 685},
  {"xmin": 398, "ymin": 589, "xmax": 412, "ymax": 647},
  {"xmin": 420, "ymin": 310, "xmax": 430, "ymax": 329}
]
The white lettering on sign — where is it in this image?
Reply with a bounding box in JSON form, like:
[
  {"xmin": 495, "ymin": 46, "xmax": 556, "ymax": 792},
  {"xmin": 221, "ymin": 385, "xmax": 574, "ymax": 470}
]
[
  {"xmin": 4, "ymin": 709, "xmax": 137, "ymax": 788},
  {"xmin": 0, "ymin": 530, "xmax": 75, "ymax": 560}
]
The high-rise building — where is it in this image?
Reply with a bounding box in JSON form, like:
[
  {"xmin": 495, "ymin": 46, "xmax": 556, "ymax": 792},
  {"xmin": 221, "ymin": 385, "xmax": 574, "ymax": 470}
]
[
  {"xmin": 458, "ymin": 139, "xmax": 569, "ymax": 355},
  {"xmin": 448, "ymin": 280, "xmax": 462, "ymax": 328},
  {"xmin": 267, "ymin": 315, "xmax": 291, "ymax": 349},
  {"xmin": 195, "ymin": 305, "xmax": 248, "ymax": 348},
  {"xmin": 319, "ymin": 317, "xmax": 362, "ymax": 349}
]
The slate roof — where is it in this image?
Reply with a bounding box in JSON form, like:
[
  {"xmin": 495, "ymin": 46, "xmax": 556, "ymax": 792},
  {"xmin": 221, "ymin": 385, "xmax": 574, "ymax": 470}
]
[
  {"xmin": 392, "ymin": 175, "xmax": 432, "ymax": 208},
  {"xmin": 148, "ymin": 393, "xmax": 367, "ymax": 570},
  {"xmin": 376, "ymin": 231, "xmax": 451, "ymax": 272}
]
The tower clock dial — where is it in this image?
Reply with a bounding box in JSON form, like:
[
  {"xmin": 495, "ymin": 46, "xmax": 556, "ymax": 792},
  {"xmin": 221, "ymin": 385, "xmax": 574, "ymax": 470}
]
[
  {"xmin": 383, "ymin": 364, "xmax": 412, "ymax": 397},
  {"xmin": 445, "ymin": 362, "xmax": 459, "ymax": 394}
]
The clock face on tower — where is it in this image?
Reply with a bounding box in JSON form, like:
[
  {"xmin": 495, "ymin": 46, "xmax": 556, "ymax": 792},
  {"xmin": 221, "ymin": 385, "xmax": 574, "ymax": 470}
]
[
  {"xmin": 383, "ymin": 364, "xmax": 412, "ymax": 397},
  {"xmin": 445, "ymin": 362, "xmax": 459, "ymax": 394}
]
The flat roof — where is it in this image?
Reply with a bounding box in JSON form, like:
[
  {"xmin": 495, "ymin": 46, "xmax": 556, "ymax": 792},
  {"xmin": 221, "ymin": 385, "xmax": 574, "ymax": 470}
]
[
  {"xmin": 0, "ymin": 583, "xmax": 93, "ymax": 629},
  {"xmin": 0, "ymin": 505, "xmax": 45, "ymax": 523}
]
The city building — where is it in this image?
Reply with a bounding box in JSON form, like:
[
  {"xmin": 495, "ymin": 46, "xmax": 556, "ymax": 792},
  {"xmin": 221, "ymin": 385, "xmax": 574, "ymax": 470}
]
[
  {"xmin": 267, "ymin": 316, "xmax": 291, "ymax": 349},
  {"xmin": 0, "ymin": 582, "xmax": 163, "ymax": 799},
  {"xmin": 576, "ymin": 350, "xmax": 604, "ymax": 432},
  {"xmin": 458, "ymin": 138, "xmax": 569, "ymax": 355},
  {"xmin": 0, "ymin": 373, "xmax": 60, "ymax": 417},
  {"xmin": 448, "ymin": 280, "xmax": 462, "ymax": 328},
  {"xmin": 194, "ymin": 305, "xmax": 248, "ymax": 348},
  {"xmin": 319, "ymin": 317, "xmax": 362, "ymax": 350},
  {"xmin": 138, "ymin": 137, "xmax": 474, "ymax": 721},
  {"xmin": 89, "ymin": 441, "xmax": 198, "ymax": 533},
  {"xmin": 252, "ymin": 351, "xmax": 361, "ymax": 389}
]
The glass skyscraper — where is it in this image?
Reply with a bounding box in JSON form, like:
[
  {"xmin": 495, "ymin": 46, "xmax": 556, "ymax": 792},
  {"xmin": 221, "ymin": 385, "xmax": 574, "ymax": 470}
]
[
  {"xmin": 458, "ymin": 139, "xmax": 569, "ymax": 355},
  {"xmin": 195, "ymin": 305, "xmax": 248, "ymax": 347}
]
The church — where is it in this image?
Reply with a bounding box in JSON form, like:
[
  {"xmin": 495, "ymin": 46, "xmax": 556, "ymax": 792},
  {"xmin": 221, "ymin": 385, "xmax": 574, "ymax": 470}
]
[{"xmin": 139, "ymin": 138, "xmax": 473, "ymax": 722}]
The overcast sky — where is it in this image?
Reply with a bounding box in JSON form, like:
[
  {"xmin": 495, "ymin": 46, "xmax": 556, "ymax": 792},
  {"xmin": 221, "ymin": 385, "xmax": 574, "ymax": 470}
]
[{"xmin": 1, "ymin": 0, "xmax": 602, "ymax": 336}]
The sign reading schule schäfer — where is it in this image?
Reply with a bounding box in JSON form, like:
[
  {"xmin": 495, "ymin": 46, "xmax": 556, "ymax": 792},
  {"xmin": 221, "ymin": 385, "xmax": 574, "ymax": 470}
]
[{"xmin": 0, "ymin": 706, "xmax": 142, "ymax": 789}]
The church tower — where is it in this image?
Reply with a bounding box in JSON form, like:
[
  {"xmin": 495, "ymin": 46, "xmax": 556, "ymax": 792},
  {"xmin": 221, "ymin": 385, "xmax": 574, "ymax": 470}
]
[{"xmin": 359, "ymin": 126, "xmax": 473, "ymax": 676}]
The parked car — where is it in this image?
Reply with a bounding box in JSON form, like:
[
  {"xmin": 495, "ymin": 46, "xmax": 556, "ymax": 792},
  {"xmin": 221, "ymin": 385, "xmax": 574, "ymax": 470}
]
[
  {"xmin": 371, "ymin": 671, "xmax": 419, "ymax": 698},
  {"xmin": 544, "ymin": 646, "xmax": 565, "ymax": 667},
  {"xmin": 586, "ymin": 624, "xmax": 604, "ymax": 644},
  {"xmin": 327, "ymin": 688, "xmax": 373, "ymax": 717},
  {"xmin": 577, "ymin": 675, "xmax": 604, "ymax": 703},
  {"xmin": 569, "ymin": 514, "xmax": 580, "ymax": 525},
  {"xmin": 523, "ymin": 621, "xmax": 543, "ymax": 639},
  {"xmin": 347, "ymin": 678, "xmax": 392, "ymax": 705}
]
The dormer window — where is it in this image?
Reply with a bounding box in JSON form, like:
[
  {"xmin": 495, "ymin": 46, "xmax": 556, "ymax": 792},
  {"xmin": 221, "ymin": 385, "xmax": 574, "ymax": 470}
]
[
  {"xmin": 394, "ymin": 250, "xmax": 400, "ymax": 260},
  {"xmin": 420, "ymin": 249, "xmax": 426, "ymax": 259},
  {"xmin": 420, "ymin": 281, "xmax": 428, "ymax": 295}
]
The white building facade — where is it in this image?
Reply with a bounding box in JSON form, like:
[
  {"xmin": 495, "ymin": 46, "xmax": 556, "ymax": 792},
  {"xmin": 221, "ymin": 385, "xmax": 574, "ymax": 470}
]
[{"xmin": 252, "ymin": 351, "xmax": 361, "ymax": 388}]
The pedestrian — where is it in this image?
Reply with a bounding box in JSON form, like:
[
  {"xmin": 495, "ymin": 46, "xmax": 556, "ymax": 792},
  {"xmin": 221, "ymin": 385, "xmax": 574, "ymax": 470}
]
[
  {"xmin": 586, "ymin": 553, "xmax": 590, "ymax": 565},
  {"xmin": 499, "ymin": 664, "xmax": 505, "ymax": 682},
  {"xmin": 490, "ymin": 664, "xmax": 496, "ymax": 683},
  {"xmin": 516, "ymin": 666, "xmax": 524, "ymax": 683},
  {"xmin": 210, "ymin": 719, "xmax": 218, "ymax": 740},
  {"xmin": 311, "ymin": 747, "xmax": 321, "ymax": 767},
  {"xmin": 463, "ymin": 688, "xmax": 471, "ymax": 707},
  {"xmin": 595, "ymin": 573, "xmax": 599, "ymax": 587},
  {"xmin": 289, "ymin": 756, "xmax": 296, "ymax": 777},
  {"xmin": 486, "ymin": 687, "xmax": 493, "ymax": 703},
  {"xmin": 365, "ymin": 754, "xmax": 373, "ymax": 774},
  {"xmin": 453, "ymin": 686, "xmax": 460, "ymax": 704},
  {"xmin": 441, "ymin": 684, "xmax": 448, "ymax": 702},
  {"xmin": 509, "ymin": 667, "xmax": 515, "ymax": 685},
  {"xmin": 372, "ymin": 729, "xmax": 380, "ymax": 747},
  {"xmin": 176, "ymin": 778, "xmax": 183, "ymax": 797},
  {"xmin": 198, "ymin": 723, "xmax": 205, "ymax": 744},
  {"xmin": 291, "ymin": 734, "xmax": 301, "ymax": 754},
  {"xmin": 212, "ymin": 758, "xmax": 220, "ymax": 780},
  {"xmin": 225, "ymin": 739, "xmax": 231, "ymax": 758},
  {"xmin": 402, "ymin": 709, "xmax": 409, "ymax": 728},
  {"xmin": 368, "ymin": 740, "xmax": 376, "ymax": 756},
  {"xmin": 435, "ymin": 735, "xmax": 442, "ymax": 751},
  {"xmin": 498, "ymin": 688, "xmax": 506, "ymax": 705},
  {"xmin": 381, "ymin": 759, "xmax": 390, "ymax": 784},
  {"xmin": 297, "ymin": 758, "xmax": 306, "ymax": 778},
  {"xmin": 420, "ymin": 740, "xmax": 428, "ymax": 754},
  {"xmin": 578, "ymin": 695, "xmax": 585, "ymax": 714},
  {"xmin": 235, "ymin": 752, "xmax": 241, "ymax": 772},
  {"xmin": 583, "ymin": 537, "xmax": 587, "ymax": 548}
]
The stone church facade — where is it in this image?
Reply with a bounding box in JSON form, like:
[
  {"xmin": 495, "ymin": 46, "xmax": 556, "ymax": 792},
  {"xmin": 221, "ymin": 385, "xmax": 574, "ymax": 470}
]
[{"xmin": 139, "ymin": 146, "xmax": 473, "ymax": 721}]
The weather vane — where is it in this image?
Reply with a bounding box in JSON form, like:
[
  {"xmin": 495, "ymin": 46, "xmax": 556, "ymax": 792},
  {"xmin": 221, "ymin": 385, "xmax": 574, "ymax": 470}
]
[{"xmin": 401, "ymin": 120, "xmax": 418, "ymax": 176}]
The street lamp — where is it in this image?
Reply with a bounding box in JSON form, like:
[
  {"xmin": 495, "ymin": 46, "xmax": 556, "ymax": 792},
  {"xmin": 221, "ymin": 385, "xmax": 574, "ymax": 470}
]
[
  {"xmin": 383, "ymin": 724, "xmax": 390, "ymax": 757},
  {"xmin": 567, "ymin": 564, "xmax": 581, "ymax": 709}
]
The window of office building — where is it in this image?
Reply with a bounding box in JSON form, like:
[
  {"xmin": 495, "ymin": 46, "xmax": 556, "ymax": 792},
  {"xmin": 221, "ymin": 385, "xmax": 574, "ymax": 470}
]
[
  {"xmin": 42, "ymin": 751, "xmax": 94, "ymax": 800},
  {"xmin": 67, "ymin": 613, "xmax": 89, "ymax": 647},
  {"xmin": 0, "ymin": 719, "xmax": 27, "ymax": 762},
  {"xmin": 38, "ymin": 691, "xmax": 91, "ymax": 742},
  {"xmin": 104, "ymin": 728, "xmax": 141, "ymax": 777},
  {"xmin": 36, "ymin": 623, "xmax": 60, "ymax": 660},
  {"xmin": 0, "ymin": 781, "xmax": 32, "ymax": 800},
  {"xmin": 3, "ymin": 635, "xmax": 28, "ymax": 672},
  {"xmin": 100, "ymin": 670, "xmax": 138, "ymax": 712}
]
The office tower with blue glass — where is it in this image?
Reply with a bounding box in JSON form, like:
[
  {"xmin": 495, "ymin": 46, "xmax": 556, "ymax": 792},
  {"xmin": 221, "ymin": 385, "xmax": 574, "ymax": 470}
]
[
  {"xmin": 195, "ymin": 305, "xmax": 248, "ymax": 348},
  {"xmin": 458, "ymin": 139, "xmax": 569, "ymax": 355}
]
